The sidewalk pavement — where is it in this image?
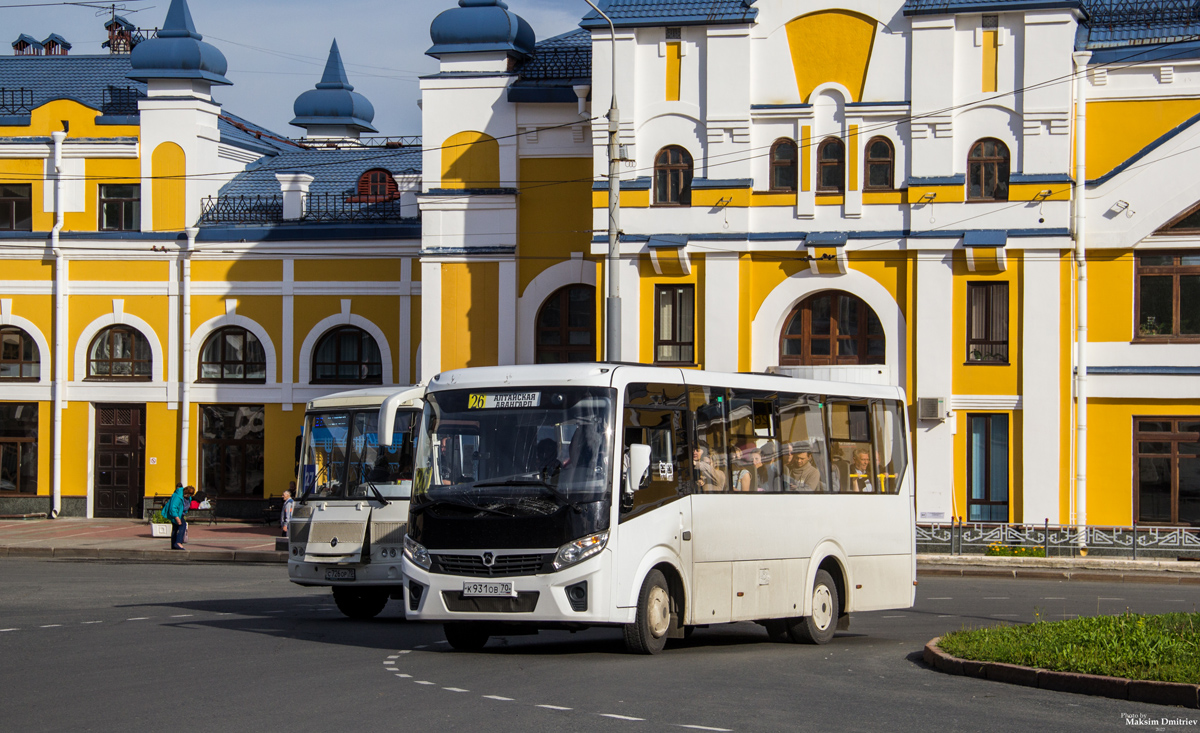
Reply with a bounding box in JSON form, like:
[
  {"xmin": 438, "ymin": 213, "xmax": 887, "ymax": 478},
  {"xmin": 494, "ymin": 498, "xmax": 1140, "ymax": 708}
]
[
  {"xmin": 0, "ymin": 518, "xmax": 286, "ymax": 563},
  {"xmin": 2, "ymin": 518, "xmax": 1200, "ymax": 579}
]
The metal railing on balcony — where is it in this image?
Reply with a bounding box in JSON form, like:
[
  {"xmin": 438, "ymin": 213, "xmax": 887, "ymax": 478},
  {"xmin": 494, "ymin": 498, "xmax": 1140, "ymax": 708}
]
[
  {"xmin": 199, "ymin": 192, "xmax": 417, "ymax": 226},
  {"xmin": 517, "ymin": 47, "xmax": 591, "ymax": 81},
  {"xmin": 0, "ymin": 88, "xmax": 34, "ymax": 115},
  {"xmin": 102, "ymin": 86, "xmax": 145, "ymax": 116},
  {"xmin": 917, "ymin": 521, "xmax": 1200, "ymax": 559}
]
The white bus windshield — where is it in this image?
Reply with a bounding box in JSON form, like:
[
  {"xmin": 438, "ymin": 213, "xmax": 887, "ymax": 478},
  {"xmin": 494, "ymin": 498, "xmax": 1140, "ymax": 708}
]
[
  {"xmin": 413, "ymin": 387, "xmax": 615, "ymax": 516},
  {"xmin": 301, "ymin": 410, "xmax": 416, "ymax": 500}
]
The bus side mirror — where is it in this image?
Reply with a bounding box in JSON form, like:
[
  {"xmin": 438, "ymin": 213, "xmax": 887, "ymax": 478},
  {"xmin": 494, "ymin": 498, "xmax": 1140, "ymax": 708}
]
[{"xmin": 625, "ymin": 444, "xmax": 651, "ymax": 498}]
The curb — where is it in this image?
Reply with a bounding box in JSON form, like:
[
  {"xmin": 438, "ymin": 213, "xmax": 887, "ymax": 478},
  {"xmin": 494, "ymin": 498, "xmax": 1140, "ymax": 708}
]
[
  {"xmin": 923, "ymin": 637, "xmax": 1200, "ymax": 709},
  {"xmin": 917, "ymin": 565, "xmax": 1200, "ymax": 584},
  {"xmin": 1, "ymin": 545, "xmax": 286, "ymax": 564}
]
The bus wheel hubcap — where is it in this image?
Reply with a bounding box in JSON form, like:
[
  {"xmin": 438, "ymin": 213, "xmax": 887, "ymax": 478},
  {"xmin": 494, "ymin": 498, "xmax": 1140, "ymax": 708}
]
[
  {"xmin": 812, "ymin": 585, "xmax": 833, "ymax": 631},
  {"xmin": 647, "ymin": 586, "xmax": 670, "ymax": 638}
]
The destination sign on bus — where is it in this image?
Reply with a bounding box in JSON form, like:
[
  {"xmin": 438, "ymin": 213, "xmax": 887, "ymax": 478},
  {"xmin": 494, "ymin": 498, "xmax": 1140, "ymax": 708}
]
[{"xmin": 468, "ymin": 392, "xmax": 541, "ymax": 409}]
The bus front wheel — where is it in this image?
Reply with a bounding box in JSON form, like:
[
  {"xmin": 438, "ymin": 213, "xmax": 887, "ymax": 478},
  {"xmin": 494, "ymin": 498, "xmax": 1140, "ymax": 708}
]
[
  {"xmin": 444, "ymin": 622, "xmax": 490, "ymax": 651},
  {"xmin": 332, "ymin": 587, "xmax": 389, "ymax": 620},
  {"xmin": 788, "ymin": 569, "xmax": 839, "ymax": 645},
  {"xmin": 624, "ymin": 569, "xmax": 671, "ymax": 655}
]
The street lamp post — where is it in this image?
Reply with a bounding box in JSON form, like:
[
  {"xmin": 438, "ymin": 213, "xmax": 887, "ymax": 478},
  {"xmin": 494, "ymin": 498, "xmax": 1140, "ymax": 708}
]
[{"xmin": 584, "ymin": 0, "xmax": 621, "ymax": 362}]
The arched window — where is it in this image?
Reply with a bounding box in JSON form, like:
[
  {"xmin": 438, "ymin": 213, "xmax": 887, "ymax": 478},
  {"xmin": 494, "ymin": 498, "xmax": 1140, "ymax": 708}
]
[
  {"xmin": 536, "ymin": 285, "xmax": 596, "ymax": 364},
  {"xmin": 654, "ymin": 145, "xmax": 693, "ymax": 206},
  {"xmin": 312, "ymin": 326, "xmax": 382, "ymax": 384},
  {"xmin": 199, "ymin": 327, "xmax": 267, "ymax": 382},
  {"xmin": 817, "ymin": 138, "xmax": 845, "ymax": 194},
  {"xmin": 87, "ymin": 326, "xmax": 152, "ymax": 380},
  {"xmin": 864, "ymin": 137, "xmax": 895, "ymax": 191},
  {"xmin": 351, "ymin": 169, "xmax": 399, "ymax": 202},
  {"xmin": 780, "ymin": 291, "xmax": 884, "ymax": 366},
  {"xmin": 770, "ymin": 139, "xmax": 798, "ymax": 192},
  {"xmin": 968, "ymin": 138, "xmax": 1010, "ymax": 201},
  {"xmin": 0, "ymin": 326, "xmax": 39, "ymax": 380}
]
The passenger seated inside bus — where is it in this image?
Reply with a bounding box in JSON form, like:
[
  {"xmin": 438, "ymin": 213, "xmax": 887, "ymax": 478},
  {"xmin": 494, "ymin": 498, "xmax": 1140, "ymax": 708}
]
[
  {"xmin": 788, "ymin": 440, "xmax": 824, "ymax": 492},
  {"xmin": 832, "ymin": 445, "xmax": 874, "ymax": 492},
  {"xmin": 692, "ymin": 443, "xmax": 726, "ymax": 492},
  {"xmin": 730, "ymin": 445, "xmax": 755, "ymax": 492}
]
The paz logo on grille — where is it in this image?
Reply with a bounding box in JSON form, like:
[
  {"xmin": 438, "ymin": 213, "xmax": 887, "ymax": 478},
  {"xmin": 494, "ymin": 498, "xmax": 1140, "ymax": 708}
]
[
  {"xmin": 482, "ymin": 552, "xmax": 495, "ymax": 567},
  {"xmin": 330, "ymin": 537, "xmax": 338, "ymax": 548}
]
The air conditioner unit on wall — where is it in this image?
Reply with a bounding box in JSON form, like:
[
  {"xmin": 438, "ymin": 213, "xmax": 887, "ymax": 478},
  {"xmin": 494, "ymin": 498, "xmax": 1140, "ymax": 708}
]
[{"xmin": 917, "ymin": 397, "xmax": 948, "ymax": 421}]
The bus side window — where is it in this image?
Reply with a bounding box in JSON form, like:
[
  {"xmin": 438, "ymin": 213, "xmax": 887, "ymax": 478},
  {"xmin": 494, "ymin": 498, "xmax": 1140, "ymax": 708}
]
[
  {"xmin": 827, "ymin": 399, "xmax": 875, "ymax": 493},
  {"xmin": 688, "ymin": 386, "xmax": 729, "ymax": 493},
  {"xmin": 777, "ymin": 392, "xmax": 827, "ymax": 492},
  {"xmin": 622, "ymin": 406, "xmax": 689, "ymax": 518},
  {"xmin": 871, "ymin": 399, "xmax": 908, "ymax": 494},
  {"xmin": 729, "ymin": 390, "xmax": 782, "ymax": 492}
]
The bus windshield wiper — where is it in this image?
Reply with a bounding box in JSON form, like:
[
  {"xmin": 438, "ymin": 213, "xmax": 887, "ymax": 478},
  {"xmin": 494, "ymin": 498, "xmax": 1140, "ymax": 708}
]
[
  {"xmin": 473, "ymin": 477, "xmax": 580, "ymax": 512},
  {"xmin": 365, "ymin": 482, "xmax": 390, "ymax": 507}
]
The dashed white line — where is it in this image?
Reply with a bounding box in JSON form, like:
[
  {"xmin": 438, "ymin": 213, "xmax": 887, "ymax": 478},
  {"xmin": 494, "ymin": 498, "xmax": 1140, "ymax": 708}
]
[
  {"xmin": 170, "ymin": 614, "xmax": 194, "ymax": 618},
  {"xmin": 394, "ymin": 674, "xmax": 412, "ymax": 679},
  {"xmin": 1042, "ymin": 597, "xmax": 1066, "ymax": 600},
  {"xmin": 1097, "ymin": 597, "xmax": 1125, "ymax": 601},
  {"xmin": 39, "ymin": 624, "xmax": 62, "ymax": 628},
  {"xmin": 387, "ymin": 655, "xmax": 400, "ymax": 659},
  {"xmin": 600, "ymin": 714, "xmax": 645, "ymax": 721},
  {"xmin": 0, "ymin": 628, "xmax": 17, "ymax": 632},
  {"xmin": 483, "ymin": 695, "xmax": 513, "ymax": 701},
  {"xmin": 443, "ymin": 687, "xmax": 469, "ymax": 693},
  {"xmin": 927, "ymin": 597, "xmax": 953, "ymax": 600},
  {"xmin": 937, "ymin": 615, "xmax": 956, "ymax": 618},
  {"xmin": 881, "ymin": 615, "xmax": 905, "ymax": 618},
  {"xmin": 126, "ymin": 617, "xmax": 149, "ymax": 621},
  {"xmin": 398, "ymin": 649, "xmax": 412, "ymax": 654},
  {"xmin": 537, "ymin": 705, "xmax": 572, "ymax": 711},
  {"xmin": 81, "ymin": 621, "xmax": 103, "ymax": 625},
  {"xmin": 414, "ymin": 681, "xmax": 436, "ymax": 686},
  {"xmin": 676, "ymin": 725, "xmax": 733, "ymax": 732},
  {"xmin": 435, "ymin": 640, "xmax": 449, "ymax": 645},
  {"xmin": 983, "ymin": 597, "xmax": 1010, "ymax": 600}
]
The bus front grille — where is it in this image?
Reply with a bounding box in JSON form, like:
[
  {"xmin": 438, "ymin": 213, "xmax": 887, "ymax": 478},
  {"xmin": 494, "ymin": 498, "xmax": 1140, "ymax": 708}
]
[
  {"xmin": 432, "ymin": 553, "xmax": 550, "ymax": 577},
  {"xmin": 371, "ymin": 522, "xmax": 406, "ymax": 545},
  {"xmin": 308, "ymin": 522, "xmax": 366, "ymax": 545},
  {"xmin": 441, "ymin": 591, "xmax": 540, "ymax": 613}
]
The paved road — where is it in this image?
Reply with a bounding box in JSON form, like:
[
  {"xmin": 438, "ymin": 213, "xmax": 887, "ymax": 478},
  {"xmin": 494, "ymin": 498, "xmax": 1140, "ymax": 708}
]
[{"xmin": 0, "ymin": 558, "xmax": 1194, "ymax": 732}]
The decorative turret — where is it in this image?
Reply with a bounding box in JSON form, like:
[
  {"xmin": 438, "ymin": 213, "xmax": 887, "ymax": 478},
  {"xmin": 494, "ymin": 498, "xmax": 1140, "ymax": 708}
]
[
  {"xmin": 428, "ymin": 0, "xmax": 535, "ymax": 65},
  {"xmin": 290, "ymin": 40, "xmax": 377, "ymax": 140},
  {"xmin": 128, "ymin": 0, "xmax": 231, "ymax": 87}
]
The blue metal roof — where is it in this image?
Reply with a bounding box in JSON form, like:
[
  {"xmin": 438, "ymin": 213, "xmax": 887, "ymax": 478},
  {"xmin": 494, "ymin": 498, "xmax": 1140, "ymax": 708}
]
[
  {"xmin": 42, "ymin": 34, "xmax": 71, "ymax": 50},
  {"xmin": 903, "ymin": 0, "xmax": 1082, "ymax": 16},
  {"xmin": 0, "ymin": 55, "xmax": 145, "ymax": 113},
  {"xmin": 509, "ymin": 29, "xmax": 592, "ymax": 103},
  {"xmin": 217, "ymin": 147, "xmax": 422, "ymax": 200},
  {"xmin": 218, "ymin": 112, "xmax": 300, "ymax": 156},
  {"xmin": 12, "ymin": 34, "xmax": 43, "ymax": 50},
  {"xmin": 128, "ymin": 0, "xmax": 231, "ymax": 85},
  {"xmin": 580, "ymin": 0, "xmax": 758, "ymax": 29},
  {"xmin": 291, "ymin": 40, "xmax": 377, "ymax": 133},
  {"xmin": 428, "ymin": 0, "xmax": 536, "ymax": 59}
]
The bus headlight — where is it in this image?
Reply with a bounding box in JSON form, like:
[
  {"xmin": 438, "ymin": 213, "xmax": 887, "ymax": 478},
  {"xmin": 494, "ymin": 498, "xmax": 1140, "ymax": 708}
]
[
  {"xmin": 404, "ymin": 535, "xmax": 432, "ymax": 570},
  {"xmin": 553, "ymin": 530, "xmax": 608, "ymax": 570}
]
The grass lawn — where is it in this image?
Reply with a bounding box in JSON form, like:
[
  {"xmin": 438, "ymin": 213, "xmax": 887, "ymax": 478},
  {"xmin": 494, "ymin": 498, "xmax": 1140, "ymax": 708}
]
[{"xmin": 938, "ymin": 613, "xmax": 1200, "ymax": 684}]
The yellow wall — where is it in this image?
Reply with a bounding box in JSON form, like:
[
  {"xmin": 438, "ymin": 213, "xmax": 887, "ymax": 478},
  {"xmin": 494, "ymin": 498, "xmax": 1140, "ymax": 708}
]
[
  {"xmin": 518, "ymin": 158, "xmax": 594, "ymax": 296},
  {"xmin": 71, "ymin": 260, "xmax": 168, "ymax": 281},
  {"xmin": 0, "ymin": 258, "xmax": 53, "ymax": 280},
  {"xmin": 192, "ymin": 259, "xmax": 282, "ymax": 281},
  {"xmin": 441, "ymin": 262, "xmax": 499, "ymax": 369},
  {"xmin": 0, "ymin": 99, "xmax": 139, "ymax": 139},
  {"xmin": 295, "ymin": 258, "xmax": 402, "ymax": 282},
  {"xmin": 785, "ymin": 11, "xmax": 877, "ymax": 103},
  {"xmin": 144, "ymin": 402, "xmax": 178, "ymax": 493},
  {"xmin": 1087, "ymin": 250, "xmax": 1134, "ymax": 342},
  {"xmin": 59, "ymin": 401, "xmax": 90, "ymax": 496},
  {"xmin": 441, "ymin": 131, "xmax": 500, "ymax": 189},
  {"xmin": 292, "ymin": 295, "xmax": 400, "ymax": 383},
  {"xmin": 151, "ymin": 142, "xmax": 185, "ymax": 232},
  {"xmin": 951, "ymin": 251, "xmax": 1019, "ymax": 396},
  {"xmin": 68, "ymin": 295, "xmax": 170, "ymax": 378},
  {"xmin": 982, "ymin": 30, "xmax": 998, "ymax": 93},
  {"xmin": 1087, "ymin": 99, "xmax": 1200, "ymax": 180},
  {"xmin": 666, "ymin": 42, "xmax": 682, "ymax": 101},
  {"xmin": 264, "ymin": 404, "xmax": 305, "ymax": 496}
]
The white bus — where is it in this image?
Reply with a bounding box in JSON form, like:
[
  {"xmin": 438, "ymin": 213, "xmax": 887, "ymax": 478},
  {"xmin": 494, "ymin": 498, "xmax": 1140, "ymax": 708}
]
[
  {"xmin": 288, "ymin": 386, "xmax": 423, "ymax": 619},
  {"xmin": 402, "ymin": 364, "xmax": 914, "ymax": 654}
]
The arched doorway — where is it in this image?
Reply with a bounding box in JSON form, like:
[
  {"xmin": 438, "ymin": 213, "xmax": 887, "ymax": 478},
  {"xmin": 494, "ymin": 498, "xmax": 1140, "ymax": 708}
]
[
  {"xmin": 535, "ymin": 285, "xmax": 595, "ymax": 363},
  {"xmin": 780, "ymin": 290, "xmax": 884, "ymax": 366}
]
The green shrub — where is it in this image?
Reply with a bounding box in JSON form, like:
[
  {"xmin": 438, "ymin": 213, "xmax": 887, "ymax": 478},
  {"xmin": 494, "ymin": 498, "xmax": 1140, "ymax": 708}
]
[
  {"xmin": 985, "ymin": 543, "xmax": 1046, "ymax": 557},
  {"xmin": 939, "ymin": 612, "xmax": 1200, "ymax": 684},
  {"xmin": 149, "ymin": 511, "xmax": 169, "ymax": 524}
]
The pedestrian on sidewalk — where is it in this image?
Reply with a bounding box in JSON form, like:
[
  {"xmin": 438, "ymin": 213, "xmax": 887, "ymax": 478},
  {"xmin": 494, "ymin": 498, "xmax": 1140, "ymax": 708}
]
[
  {"xmin": 281, "ymin": 482, "xmax": 295, "ymax": 538},
  {"xmin": 164, "ymin": 485, "xmax": 196, "ymax": 550}
]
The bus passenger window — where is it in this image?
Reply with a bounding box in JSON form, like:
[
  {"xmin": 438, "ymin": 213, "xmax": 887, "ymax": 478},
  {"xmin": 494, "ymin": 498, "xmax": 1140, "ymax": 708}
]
[
  {"xmin": 828, "ymin": 400, "xmax": 875, "ymax": 493},
  {"xmin": 689, "ymin": 386, "xmax": 728, "ymax": 492},
  {"xmin": 777, "ymin": 393, "xmax": 827, "ymax": 492},
  {"xmin": 622, "ymin": 405, "xmax": 690, "ymax": 517},
  {"xmin": 871, "ymin": 400, "xmax": 908, "ymax": 494}
]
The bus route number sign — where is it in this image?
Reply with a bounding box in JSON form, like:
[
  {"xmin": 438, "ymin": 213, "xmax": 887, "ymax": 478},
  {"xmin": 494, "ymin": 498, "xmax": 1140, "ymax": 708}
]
[{"xmin": 468, "ymin": 393, "xmax": 541, "ymax": 409}]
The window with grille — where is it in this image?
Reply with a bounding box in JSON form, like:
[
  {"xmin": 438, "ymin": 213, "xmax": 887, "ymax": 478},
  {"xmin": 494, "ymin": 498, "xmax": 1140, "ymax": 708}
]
[
  {"xmin": 0, "ymin": 326, "xmax": 40, "ymax": 380},
  {"xmin": 966, "ymin": 282, "xmax": 1009, "ymax": 363},
  {"xmin": 87, "ymin": 326, "xmax": 152, "ymax": 380},
  {"xmin": 967, "ymin": 139, "xmax": 1009, "ymax": 201},
  {"xmin": 0, "ymin": 184, "xmax": 32, "ymax": 231},
  {"xmin": 199, "ymin": 405, "xmax": 265, "ymax": 497},
  {"xmin": 199, "ymin": 326, "xmax": 267, "ymax": 382},
  {"xmin": 1135, "ymin": 252, "xmax": 1200, "ymax": 341},
  {"xmin": 653, "ymin": 146, "xmax": 693, "ymax": 206},
  {"xmin": 99, "ymin": 184, "xmax": 140, "ymax": 231},
  {"xmin": 769, "ymin": 139, "xmax": 798, "ymax": 192},
  {"xmin": 1134, "ymin": 418, "xmax": 1200, "ymax": 526},
  {"xmin": 312, "ymin": 326, "xmax": 383, "ymax": 384},
  {"xmin": 654, "ymin": 284, "xmax": 694, "ymax": 365},
  {"xmin": 536, "ymin": 285, "xmax": 596, "ymax": 363},
  {"xmin": 779, "ymin": 291, "xmax": 884, "ymax": 366},
  {"xmin": 817, "ymin": 138, "xmax": 845, "ymax": 194},
  {"xmin": 864, "ymin": 137, "xmax": 894, "ymax": 191}
]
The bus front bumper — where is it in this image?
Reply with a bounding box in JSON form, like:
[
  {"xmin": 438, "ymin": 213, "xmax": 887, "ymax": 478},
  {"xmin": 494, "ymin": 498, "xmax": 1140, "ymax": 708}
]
[{"xmin": 288, "ymin": 557, "xmax": 406, "ymax": 588}]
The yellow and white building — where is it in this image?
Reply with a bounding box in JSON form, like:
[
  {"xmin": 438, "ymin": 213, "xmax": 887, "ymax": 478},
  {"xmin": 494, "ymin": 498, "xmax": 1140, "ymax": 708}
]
[{"xmin": 3, "ymin": 0, "xmax": 1200, "ymax": 530}]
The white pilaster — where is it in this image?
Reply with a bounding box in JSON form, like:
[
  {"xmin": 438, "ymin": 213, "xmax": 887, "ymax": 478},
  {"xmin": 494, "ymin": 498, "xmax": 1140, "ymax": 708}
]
[
  {"xmin": 704, "ymin": 253, "xmax": 740, "ymax": 372},
  {"xmin": 497, "ymin": 258, "xmax": 517, "ymax": 366},
  {"xmin": 421, "ymin": 261, "xmax": 442, "ymax": 379},
  {"xmin": 619, "ymin": 255, "xmax": 641, "ymax": 362},
  {"xmin": 282, "ymin": 259, "xmax": 294, "ymax": 409},
  {"xmin": 915, "ymin": 252, "xmax": 955, "ymax": 522},
  {"xmin": 1022, "ymin": 253, "xmax": 1062, "ymax": 523},
  {"xmin": 398, "ymin": 258, "xmax": 412, "ymax": 385}
]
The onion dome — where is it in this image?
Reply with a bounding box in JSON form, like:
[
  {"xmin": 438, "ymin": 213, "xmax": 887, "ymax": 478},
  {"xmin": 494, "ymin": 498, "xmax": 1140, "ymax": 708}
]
[
  {"xmin": 427, "ymin": 0, "xmax": 536, "ymax": 59},
  {"xmin": 128, "ymin": 0, "xmax": 231, "ymax": 85},
  {"xmin": 290, "ymin": 40, "xmax": 378, "ymax": 134}
]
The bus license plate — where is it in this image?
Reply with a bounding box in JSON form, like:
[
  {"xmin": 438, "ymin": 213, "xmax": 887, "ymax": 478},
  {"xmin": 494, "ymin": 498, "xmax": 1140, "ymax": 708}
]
[
  {"xmin": 325, "ymin": 568, "xmax": 355, "ymax": 581},
  {"xmin": 462, "ymin": 581, "xmax": 516, "ymax": 598}
]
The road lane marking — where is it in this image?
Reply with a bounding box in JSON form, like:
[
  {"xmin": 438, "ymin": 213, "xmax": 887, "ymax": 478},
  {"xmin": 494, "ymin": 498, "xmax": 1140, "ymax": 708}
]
[
  {"xmin": 484, "ymin": 695, "xmax": 513, "ymax": 701},
  {"xmin": 938, "ymin": 615, "xmax": 956, "ymax": 618},
  {"xmin": 170, "ymin": 614, "xmax": 194, "ymax": 618},
  {"xmin": 1042, "ymin": 597, "xmax": 1065, "ymax": 600},
  {"xmin": 81, "ymin": 621, "xmax": 102, "ymax": 625},
  {"xmin": 0, "ymin": 628, "xmax": 17, "ymax": 632},
  {"xmin": 600, "ymin": 714, "xmax": 645, "ymax": 721},
  {"xmin": 415, "ymin": 681, "xmax": 436, "ymax": 686},
  {"xmin": 983, "ymin": 597, "xmax": 1009, "ymax": 600},
  {"xmin": 676, "ymin": 726, "xmax": 733, "ymax": 732},
  {"xmin": 414, "ymin": 645, "xmax": 428, "ymax": 649},
  {"xmin": 537, "ymin": 705, "xmax": 572, "ymax": 711},
  {"xmin": 126, "ymin": 617, "xmax": 149, "ymax": 621},
  {"xmin": 1097, "ymin": 597, "xmax": 1125, "ymax": 601},
  {"xmin": 927, "ymin": 597, "xmax": 952, "ymax": 600},
  {"xmin": 395, "ymin": 674, "xmax": 412, "ymax": 678},
  {"xmin": 40, "ymin": 624, "xmax": 62, "ymax": 628},
  {"xmin": 398, "ymin": 650, "xmax": 412, "ymax": 654},
  {"xmin": 443, "ymin": 687, "xmax": 469, "ymax": 693},
  {"xmin": 881, "ymin": 615, "xmax": 905, "ymax": 618},
  {"xmin": 387, "ymin": 655, "xmax": 400, "ymax": 659},
  {"xmin": 435, "ymin": 640, "xmax": 449, "ymax": 645}
]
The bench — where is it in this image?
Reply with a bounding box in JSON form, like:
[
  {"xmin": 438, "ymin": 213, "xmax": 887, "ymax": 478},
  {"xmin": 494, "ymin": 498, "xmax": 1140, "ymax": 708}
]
[{"xmin": 141, "ymin": 496, "xmax": 215, "ymax": 526}]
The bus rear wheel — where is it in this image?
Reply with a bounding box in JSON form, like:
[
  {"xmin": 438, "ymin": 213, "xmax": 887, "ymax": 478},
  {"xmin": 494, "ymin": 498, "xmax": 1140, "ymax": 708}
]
[
  {"xmin": 788, "ymin": 569, "xmax": 839, "ymax": 645},
  {"xmin": 444, "ymin": 623, "xmax": 490, "ymax": 651},
  {"xmin": 332, "ymin": 587, "xmax": 389, "ymax": 620},
  {"xmin": 624, "ymin": 569, "xmax": 671, "ymax": 655}
]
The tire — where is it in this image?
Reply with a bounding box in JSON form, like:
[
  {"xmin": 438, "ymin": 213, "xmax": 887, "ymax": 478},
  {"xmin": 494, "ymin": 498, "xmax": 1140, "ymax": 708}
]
[
  {"xmin": 624, "ymin": 569, "xmax": 671, "ymax": 655},
  {"xmin": 444, "ymin": 623, "xmax": 490, "ymax": 651},
  {"xmin": 332, "ymin": 587, "xmax": 388, "ymax": 620},
  {"xmin": 788, "ymin": 569, "xmax": 839, "ymax": 645}
]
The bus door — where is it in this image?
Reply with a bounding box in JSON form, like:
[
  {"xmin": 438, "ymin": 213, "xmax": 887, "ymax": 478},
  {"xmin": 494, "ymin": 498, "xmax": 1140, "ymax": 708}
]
[{"xmin": 615, "ymin": 382, "xmax": 692, "ymax": 617}]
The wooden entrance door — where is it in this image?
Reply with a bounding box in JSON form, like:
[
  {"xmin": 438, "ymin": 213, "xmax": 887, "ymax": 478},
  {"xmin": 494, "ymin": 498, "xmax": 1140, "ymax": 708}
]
[{"xmin": 94, "ymin": 404, "xmax": 146, "ymax": 518}]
